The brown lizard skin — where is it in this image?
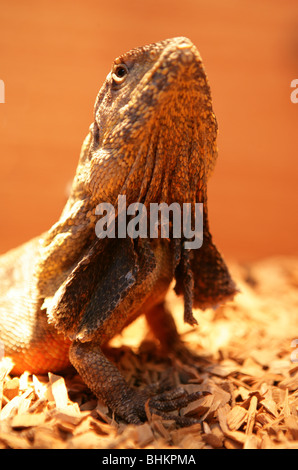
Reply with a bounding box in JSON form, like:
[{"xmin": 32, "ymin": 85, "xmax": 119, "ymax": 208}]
[{"xmin": 0, "ymin": 37, "xmax": 237, "ymax": 424}]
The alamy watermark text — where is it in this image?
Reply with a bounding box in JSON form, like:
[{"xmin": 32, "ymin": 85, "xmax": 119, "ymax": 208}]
[{"xmin": 95, "ymin": 195, "xmax": 203, "ymax": 249}]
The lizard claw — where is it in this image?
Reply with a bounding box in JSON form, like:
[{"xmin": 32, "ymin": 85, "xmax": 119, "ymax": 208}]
[
  {"xmin": 111, "ymin": 386, "xmax": 202, "ymax": 426},
  {"xmin": 146, "ymin": 389, "xmax": 202, "ymax": 426}
]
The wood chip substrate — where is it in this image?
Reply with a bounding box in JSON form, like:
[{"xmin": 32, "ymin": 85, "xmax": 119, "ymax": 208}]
[{"xmin": 0, "ymin": 257, "xmax": 298, "ymax": 449}]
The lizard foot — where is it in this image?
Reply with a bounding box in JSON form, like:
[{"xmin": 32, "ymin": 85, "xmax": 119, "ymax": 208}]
[
  {"xmin": 112, "ymin": 385, "xmax": 202, "ymax": 426},
  {"xmin": 70, "ymin": 340, "xmax": 202, "ymax": 426}
]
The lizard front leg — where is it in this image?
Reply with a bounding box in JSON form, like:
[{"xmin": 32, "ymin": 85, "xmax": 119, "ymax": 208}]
[
  {"xmin": 69, "ymin": 339, "xmax": 200, "ymax": 424},
  {"xmin": 69, "ymin": 340, "xmax": 143, "ymax": 423}
]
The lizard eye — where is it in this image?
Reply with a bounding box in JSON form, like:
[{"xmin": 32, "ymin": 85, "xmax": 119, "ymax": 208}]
[{"xmin": 112, "ymin": 64, "xmax": 128, "ymax": 85}]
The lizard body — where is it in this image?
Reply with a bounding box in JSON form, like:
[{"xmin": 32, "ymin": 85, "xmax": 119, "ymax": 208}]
[{"xmin": 0, "ymin": 37, "xmax": 236, "ymax": 423}]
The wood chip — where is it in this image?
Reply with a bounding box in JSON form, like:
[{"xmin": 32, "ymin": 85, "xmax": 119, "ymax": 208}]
[
  {"xmin": 246, "ymin": 395, "xmax": 258, "ymax": 435},
  {"xmin": 227, "ymin": 405, "xmax": 247, "ymax": 431},
  {"xmin": 285, "ymin": 416, "xmax": 298, "ymax": 440},
  {"xmin": 218, "ymin": 405, "xmax": 247, "ymax": 444},
  {"xmin": 11, "ymin": 413, "xmax": 45, "ymax": 429},
  {"xmin": 182, "ymin": 394, "xmax": 213, "ymax": 418},
  {"xmin": 134, "ymin": 422, "xmax": 154, "ymax": 447},
  {"xmin": 261, "ymin": 396, "xmax": 278, "ymax": 417},
  {"xmin": 3, "ymin": 377, "xmax": 19, "ymax": 401},
  {"xmin": 0, "ymin": 431, "xmax": 30, "ymax": 449},
  {"xmin": 33, "ymin": 427, "xmax": 66, "ymax": 449},
  {"xmin": 243, "ymin": 434, "xmax": 260, "ymax": 449},
  {"xmin": 279, "ymin": 371, "xmax": 298, "ymax": 391},
  {"xmin": 206, "ymin": 360, "xmax": 238, "ymax": 377},
  {"xmin": 48, "ymin": 373, "xmax": 69, "ymax": 409},
  {"xmin": 19, "ymin": 371, "xmax": 30, "ymax": 391}
]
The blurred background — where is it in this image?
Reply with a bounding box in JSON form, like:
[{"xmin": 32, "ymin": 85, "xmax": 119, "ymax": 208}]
[{"xmin": 0, "ymin": 0, "xmax": 297, "ymax": 261}]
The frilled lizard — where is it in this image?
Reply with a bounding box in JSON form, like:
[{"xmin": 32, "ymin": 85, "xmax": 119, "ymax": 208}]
[{"xmin": 0, "ymin": 37, "xmax": 236, "ymax": 424}]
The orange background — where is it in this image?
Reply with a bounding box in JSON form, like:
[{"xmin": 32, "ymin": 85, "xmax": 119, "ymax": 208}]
[{"xmin": 0, "ymin": 0, "xmax": 297, "ymax": 261}]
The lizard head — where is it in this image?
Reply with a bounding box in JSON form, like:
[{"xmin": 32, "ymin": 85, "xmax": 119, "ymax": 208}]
[{"xmin": 81, "ymin": 37, "xmax": 218, "ymax": 208}]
